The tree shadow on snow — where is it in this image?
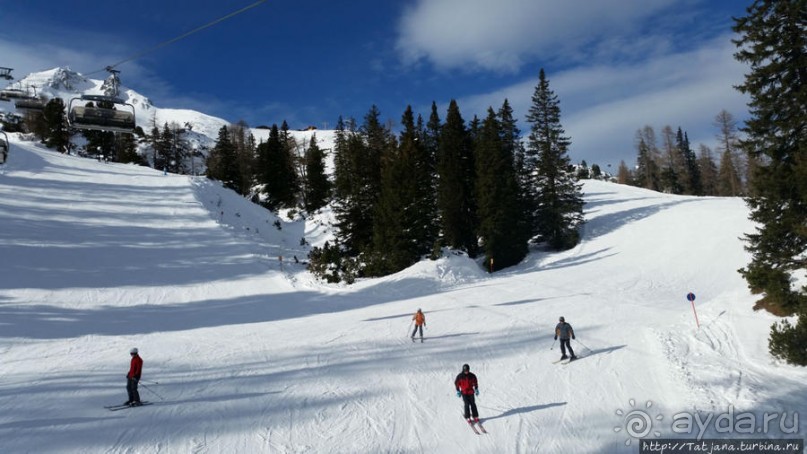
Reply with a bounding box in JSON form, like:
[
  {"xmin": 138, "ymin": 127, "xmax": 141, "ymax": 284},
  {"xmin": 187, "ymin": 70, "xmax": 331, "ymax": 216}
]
[
  {"xmin": 417, "ymin": 332, "xmax": 480, "ymax": 341},
  {"xmin": 167, "ymin": 391, "xmax": 281, "ymax": 406},
  {"xmin": 0, "ymin": 416, "xmax": 121, "ymax": 430},
  {"xmin": 362, "ymin": 307, "xmax": 455, "ymax": 322}
]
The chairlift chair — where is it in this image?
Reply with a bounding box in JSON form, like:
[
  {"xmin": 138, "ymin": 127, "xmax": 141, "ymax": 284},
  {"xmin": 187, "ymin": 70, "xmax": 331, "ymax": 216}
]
[
  {"xmin": 14, "ymin": 96, "xmax": 45, "ymax": 112},
  {"xmin": 68, "ymin": 94, "xmax": 136, "ymax": 134},
  {"xmin": 0, "ymin": 130, "xmax": 9, "ymax": 164},
  {"xmin": 0, "ymin": 67, "xmax": 12, "ymax": 81},
  {"xmin": 0, "ymin": 88, "xmax": 28, "ymax": 100}
]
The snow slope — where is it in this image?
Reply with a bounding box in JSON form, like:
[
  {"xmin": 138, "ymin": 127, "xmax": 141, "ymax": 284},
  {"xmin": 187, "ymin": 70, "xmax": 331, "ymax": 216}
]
[{"xmin": 0, "ymin": 138, "xmax": 804, "ymax": 453}]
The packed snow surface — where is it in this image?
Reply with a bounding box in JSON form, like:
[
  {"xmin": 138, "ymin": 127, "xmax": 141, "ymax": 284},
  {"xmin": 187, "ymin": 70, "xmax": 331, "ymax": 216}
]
[{"xmin": 0, "ymin": 137, "xmax": 804, "ymax": 453}]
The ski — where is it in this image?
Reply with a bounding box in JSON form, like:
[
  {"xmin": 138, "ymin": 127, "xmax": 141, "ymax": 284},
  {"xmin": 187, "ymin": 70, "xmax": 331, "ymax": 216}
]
[
  {"xmin": 560, "ymin": 356, "xmax": 583, "ymax": 365},
  {"xmin": 476, "ymin": 421, "xmax": 488, "ymax": 434},
  {"xmin": 107, "ymin": 401, "xmax": 152, "ymax": 411},
  {"xmin": 462, "ymin": 414, "xmax": 481, "ymax": 434}
]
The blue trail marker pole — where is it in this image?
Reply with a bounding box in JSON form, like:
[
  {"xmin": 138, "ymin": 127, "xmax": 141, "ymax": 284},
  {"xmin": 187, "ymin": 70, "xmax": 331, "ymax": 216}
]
[{"xmin": 687, "ymin": 292, "xmax": 700, "ymax": 328}]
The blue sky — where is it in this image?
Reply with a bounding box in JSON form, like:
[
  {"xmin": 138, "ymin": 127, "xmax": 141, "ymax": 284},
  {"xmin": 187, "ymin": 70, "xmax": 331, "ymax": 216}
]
[{"xmin": 1, "ymin": 0, "xmax": 750, "ymax": 167}]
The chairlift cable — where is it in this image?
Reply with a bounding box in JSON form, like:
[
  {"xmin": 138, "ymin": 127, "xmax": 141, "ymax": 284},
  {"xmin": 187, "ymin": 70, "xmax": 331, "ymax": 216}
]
[{"xmin": 85, "ymin": 0, "xmax": 268, "ymax": 76}]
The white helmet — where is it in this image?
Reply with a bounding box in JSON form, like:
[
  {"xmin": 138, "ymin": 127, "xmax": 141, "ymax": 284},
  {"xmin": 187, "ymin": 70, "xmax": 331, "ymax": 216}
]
[{"xmin": 130, "ymin": 347, "xmax": 138, "ymax": 354}]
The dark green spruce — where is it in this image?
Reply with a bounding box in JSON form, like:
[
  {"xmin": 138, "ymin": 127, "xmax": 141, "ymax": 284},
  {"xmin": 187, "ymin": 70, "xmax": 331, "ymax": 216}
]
[
  {"xmin": 733, "ymin": 0, "xmax": 807, "ymax": 365},
  {"xmin": 525, "ymin": 69, "xmax": 585, "ymax": 250},
  {"xmin": 475, "ymin": 108, "xmax": 528, "ymax": 271},
  {"xmin": 437, "ymin": 100, "xmax": 478, "ymax": 257}
]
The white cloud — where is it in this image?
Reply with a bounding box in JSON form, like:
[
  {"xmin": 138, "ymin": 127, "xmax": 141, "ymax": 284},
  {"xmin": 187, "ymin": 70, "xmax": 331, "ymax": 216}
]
[
  {"xmin": 395, "ymin": 0, "xmax": 685, "ymax": 72},
  {"xmin": 452, "ymin": 35, "xmax": 749, "ymax": 166}
]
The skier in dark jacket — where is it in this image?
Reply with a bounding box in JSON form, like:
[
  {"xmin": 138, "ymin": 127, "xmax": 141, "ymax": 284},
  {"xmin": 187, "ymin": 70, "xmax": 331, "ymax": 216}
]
[
  {"xmin": 125, "ymin": 348, "xmax": 143, "ymax": 406},
  {"xmin": 454, "ymin": 363, "xmax": 480, "ymax": 423},
  {"xmin": 554, "ymin": 316, "xmax": 577, "ymax": 361}
]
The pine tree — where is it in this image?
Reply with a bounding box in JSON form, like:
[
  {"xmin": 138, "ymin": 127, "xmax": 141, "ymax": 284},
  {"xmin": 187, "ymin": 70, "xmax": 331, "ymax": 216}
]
[
  {"xmin": 369, "ymin": 106, "xmax": 433, "ymax": 275},
  {"xmin": 160, "ymin": 123, "xmax": 174, "ymax": 172},
  {"xmin": 256, "ymin": 124, "xmax": 297, "ymax": 209},
  {"xmin": 576, "ymin": 160, "xmax": 590, "ymax": 180},
  {"xmin": 424, "ymin": 101, "xmax": 441, "ymax": 180},
  {"xmin": 714, "ymin": 110, "xmax": 745, "ymax": 195},
  {"xmin": 717, "ymin": 149, "xmax": 742, "ymax": 196},
  {"xmin": 413, "ymin": 108, "xmax": 439, "ymax": 254},
  {"xmin": 697, "ymin": 144, "xmax": 719, "ymax": 196},
  {"xmin": 525, "ymin": 69, "xmax": 585, "ymax": 250},
  {"xmin": 617, "ymin": 160, "xmax": 632, "ymax": 185},
  {"xmin": 279, "ymin": 121, "xmax": 301, "ymax": 204},
  {"xmin": 499, "ymin": 99, "xmax": 533, "ymax": 244},
  {"xmin": 148, "ymin": 122, "xmax": 173, "ymax": 170},
  {"xmin": 331, "ymin": 116, "xmax": 364, "ymax": 255},
  {"xmin": 591, "ymin": 164, "xmax": 602, "ymax": 179},
  {"xmin": 734, "ymin": 0, "xmax": 807, "ymax": 335},
  {"xmin": 636, "ymin": 126, "xmax": 662, "ymax": 190},
  {"xmin": 437, "ymin": 100, "xmax": 478, "ymax": 256},
  {"xmin": 206, "ymin": 125, "xmax": 243, "ymax": 194},
  {"xmin": 332, "ymin": 107, "xmax": 388, "ymax": 256},
  {"xmin": 676, "ymin": 129, "xmax": 701, "ymax": 195},
  {"xmin": 659, "ymin": 126, "xmax": 682, "ymax": 194},
  {"xmin": 303, "ymin": 135, "xmax": 331, "ymax": 212},
  {"xmin": 423, "ymin": 102, "xmax": 442, "ymax": 252},
  {"xmin": 635, "ymin": 134, "xmax": 659, "ymax": 190},
  {"xmin": 227, "ymin": 121, "xmax": 256, "ymax": 195},
  {"xmin": 475, "ymin": 108, "xmax": 528, "ymax": 271},
  {"xmin": 352, "ymin": 106, "xmax": 388, "ymax": 254},
  {"xmin": 115, "ymin": 132, "xmax": 142, "ymax": 164},
  {"xmin": 42, "ymin": 98, "xmax": 69, "ymax": 152},
  {"xmin": 149, "ymin": 126, "xmax": 161, "ymax": 168},
  {"xmin": 83, "ymin": 127, "xmax": 115, "ymax": 162}
]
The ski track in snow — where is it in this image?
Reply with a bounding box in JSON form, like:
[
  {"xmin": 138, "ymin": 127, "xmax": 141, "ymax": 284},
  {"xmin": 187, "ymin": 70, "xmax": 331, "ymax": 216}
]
[{"xmin": 0, "ymin": 138, "xmax": 806, "ymax": 453}]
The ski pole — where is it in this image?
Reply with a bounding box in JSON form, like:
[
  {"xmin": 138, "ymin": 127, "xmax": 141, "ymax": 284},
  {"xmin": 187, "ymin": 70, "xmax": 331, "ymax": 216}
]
[
  {"xmin": 406, "ymin": 320, "xmax": 413, "ymax": 337},
  {"xmin": 140, "ymin": 379, "xmax": 160, "ymax": 385},
  {"xmin": 574, "ymin": 338, "xmax": 593, "ymax": 354},
  {"xmin": 139, "ymin": 382, "xmax": 165, "ymax": 401},
  {"xmin": 550, "ymin": 339, "xmax": 556, "ymax": 350}
]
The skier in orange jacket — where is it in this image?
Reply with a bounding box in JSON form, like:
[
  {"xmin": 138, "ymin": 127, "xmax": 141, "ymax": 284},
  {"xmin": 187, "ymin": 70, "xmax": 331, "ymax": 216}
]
[{"xmin": 411, "ymin": 308, "xmax": 426, "ymax": 342}]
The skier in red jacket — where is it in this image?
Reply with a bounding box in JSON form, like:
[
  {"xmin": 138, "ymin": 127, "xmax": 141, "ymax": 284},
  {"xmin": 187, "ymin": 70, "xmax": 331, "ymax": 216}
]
[
  {"xmin": 454, "ymin": 363, "xmax": 480, "ymax": 423},
  {"xmin": 125, "ymin": 348, "xmax": 143, "ymax": 406}
]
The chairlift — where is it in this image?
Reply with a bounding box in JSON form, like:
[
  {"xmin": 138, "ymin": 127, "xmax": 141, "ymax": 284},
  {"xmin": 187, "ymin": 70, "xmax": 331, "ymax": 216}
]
[
  {"xmin": 68, "ymin": 94, "xmax": 136, "ymax": 134},
  {"xmin": 0, "ymin": 67, "xmax": 12, "ymax": 81},
  {"xmin": 0, "ymin": 130, "xmax": 9, "ymax": 164},
  {"xmin": 0, "ymin": 87, "xmax": 28, "ymax": 100},
  {"xmin": 2, "ymin": 83, "xmax": 44, "ymax": 111},
  {"xmin": 14, "ymin": 97, "xmax": 45, "ymax": 112}
]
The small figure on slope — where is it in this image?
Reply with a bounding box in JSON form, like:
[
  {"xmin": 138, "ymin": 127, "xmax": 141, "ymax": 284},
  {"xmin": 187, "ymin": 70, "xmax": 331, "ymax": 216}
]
[
  {"xmin": 454, "ymin": 363, "xmax": 480, "ymax": 424},
  {"xmin": 411, "ymin": 308, "xmax": 426, "ymax": 342},
  {"xmin": 125, "ymin": 347, "xmax": 144, "ymax": 406},
  {"xmin": 554, "ymin": 316, "xmax": 577, "ymax": 361}
]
